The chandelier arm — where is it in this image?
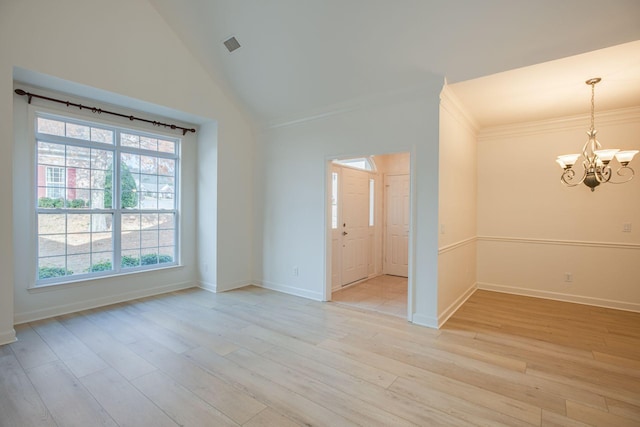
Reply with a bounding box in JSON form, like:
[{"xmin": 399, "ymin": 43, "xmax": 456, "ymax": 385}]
[
  {"xmin": 560, "ymin": 168, "xmax": 586, "ymax": 187},
  {"xmin": 594, "ymin": 165, "xmax": 611, "ymax": 183},
  {"xmin": 607, "ymin": 166, "xmax": 635, "ymax": 184}
]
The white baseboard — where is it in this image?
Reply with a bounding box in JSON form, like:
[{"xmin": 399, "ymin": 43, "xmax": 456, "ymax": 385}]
[
  {"xmin": 256, "ymin": 280, "xmax": 323, "ymax": 301},
  {"xmin": 0, "ymin": 329, "xmax": 17, "ymax": 346},
  {"xmin": 438, "ymin": 282, "xmax": 477, "ymax": 327},
  {"xmin": 411, "ymin": 312, "xmax": 438, "ymax": 329},
  {"xmin": 477, "ymin": 282, "xmax": 640, "ymax": 313},
  {"xmin": 199, "ymin": 280, "xmax": 253, "ymax": 293},
  {"xmin": 198, "ymin": 280, "xmax": 217, "ymax": 293},
  {"xmin": 14, "ymin": 281, "xmax": 196, "ymax": 324}
]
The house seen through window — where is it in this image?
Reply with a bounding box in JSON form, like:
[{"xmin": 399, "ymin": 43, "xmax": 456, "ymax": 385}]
[{"xmin": 36, "ymin": 113, "xmax": 180, "ymax": 284}]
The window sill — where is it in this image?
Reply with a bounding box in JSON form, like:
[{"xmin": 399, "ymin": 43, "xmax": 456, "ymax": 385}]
[{"xmin": 28, "ymin": 264, "xmax": 185, "ymax": 294}]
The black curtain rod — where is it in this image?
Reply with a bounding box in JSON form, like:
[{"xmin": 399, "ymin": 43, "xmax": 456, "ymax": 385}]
[{"xmin": 14, "ymin": 88, "xmax": 196, "ymax": 136}]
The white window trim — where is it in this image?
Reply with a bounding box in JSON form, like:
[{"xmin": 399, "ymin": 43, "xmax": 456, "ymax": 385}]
[{"xmin": 30, "ymin": 105, "xmax": 182, "ymax": 289}]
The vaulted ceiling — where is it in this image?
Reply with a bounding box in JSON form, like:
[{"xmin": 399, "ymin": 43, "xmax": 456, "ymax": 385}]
[{"xmin": 148, "ymin": 0, "xmax": 640, "ymax": 128}]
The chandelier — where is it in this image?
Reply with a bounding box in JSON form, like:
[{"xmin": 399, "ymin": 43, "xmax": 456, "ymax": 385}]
[{"xmin": 556, "ymin": 77, "xmax": 638, "ymax": 192}]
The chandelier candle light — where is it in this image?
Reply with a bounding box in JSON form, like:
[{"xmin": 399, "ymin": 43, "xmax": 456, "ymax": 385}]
[{"xmin": 556, "ymin": 77, "xmax": 638, "ymax": 192}]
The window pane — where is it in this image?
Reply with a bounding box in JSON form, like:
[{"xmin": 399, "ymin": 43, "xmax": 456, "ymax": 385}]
[
  {"xmin": 38, "ymin": 257, "xmax": 71, "ymax": 279},
  {"xmin": 39, "ymin": 236, "xmax": 65, "ymax": 257},
  {"xmin": 158, "ymin": 247, "xmax": 174, "ymax": 263},
  {"xmin": 91, "ymin": 127, "xmax": 114, "ymax": 144},
  {"xmin": 92, "ymin": 214, "xmax": 112, "ymax": 233},
  {"xmin": 121, "ymin": 214, "xmax": 140, "ymax": 231},
  {"xmin": 89, "ymin": 253, "xmax": 113, "ymax": 272},
  {"xmin": 140, "ymin": 136, "xmax": 158, "ymax": 151},
  {"xmin": 66, "ymin": 146, "xmax": 90, "ymax": 168},
  {"xmin": 66, "ymin": 123, "xmax": 90, "ymax": 140},
  {"xmin": 122, "ymin": 250, "xmax": 141, "ymax": 268},
  {"xmin": 159, "ymin": 230, "xmax": 175, "ymax": 248},
  {"xmin": 37, "ymin": 118, "xmax": 66, "ymax": 136},
  {"xmin": 67, "ymin": 214, "xmax": 91, "ymax": 233},
  {"xmin": 158, "ymin": 139, "xmax": 175, "ymax": 154},
  {"xmin": 157, "ymin": 158, "xmax": 175, "ymax": 176},
  {"xmin": 38, "ymin": 142, "xmax": 65, "ymax": 166},
  {"xmin": 38, "ymin": 214, "xmax": 66, "ymax": 234},
  {"xmin": 121, "ymin": 133, "xmax": 139, "ymax": 149},
  {"xmin": 91, "ymin": 149, "xmax": 112, "ymax": 171},
  {"xmin": 141, "ymin": 249, "xmax": 159, "ymax": 266},
  {"xmin": 92, "ymin": 232, "xmax": 112, "ymax": 253},
  {"xmin": 141, "ymin": 230, "xmax": 159, "ymax": 248},
  {"xmin": 91, "ymin": 190, "xmax": 109, "ymax": 209},
  {"xmin": 140, "ymin": 156, "xmax": 157, "ymax": 174},
  {"xmin": 122, "ymin": 231, "xmax": 140, "ymax": 250},
  {"xmin": 158, "ymin": 213, "xmax": 174, "ymax": 229},
  {"xmin": 120, "ymin": 155, "xmax": 140, "ymax": 209},
  {"xmin": 67, "ymin": 232, "xmax": 90, "ymax": 255}
]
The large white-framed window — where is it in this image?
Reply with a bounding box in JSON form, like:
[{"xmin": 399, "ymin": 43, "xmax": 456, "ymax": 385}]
[{"xmin": 35, "ymin": 112, "xmax": 180, "ymax": 285}]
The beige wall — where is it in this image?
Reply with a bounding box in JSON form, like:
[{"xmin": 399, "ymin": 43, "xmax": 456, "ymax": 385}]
[
  {"xmin": 374, "ymin": 152, "xmax": 410, "ymax": 175},
  {"xmin": 477, "ymin": 108, "xmax": 640, "ymax": 311},
  {"xmin": 437, "ymin": 88, "xmax": 478, "ymax": 325}
]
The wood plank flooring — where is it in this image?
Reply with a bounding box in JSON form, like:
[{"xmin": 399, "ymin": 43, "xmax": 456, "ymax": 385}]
[{"xmin": 1, "ymin": 287, "xmax": 639, "ymax": 426}]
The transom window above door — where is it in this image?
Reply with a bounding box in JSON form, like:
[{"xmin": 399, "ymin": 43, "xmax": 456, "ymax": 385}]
[{"xmin": 333, "ymin": 157, "xmax": 376, "ymax": 171}]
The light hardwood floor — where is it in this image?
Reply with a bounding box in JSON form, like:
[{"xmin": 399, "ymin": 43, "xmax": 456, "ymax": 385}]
[
  {"xmin": 331, "ymin": 275, "xmax": 408, "ymax": 318},
  {"xmin": 1, "ymin": 287, "xmax": 639, "ymax": 426}
]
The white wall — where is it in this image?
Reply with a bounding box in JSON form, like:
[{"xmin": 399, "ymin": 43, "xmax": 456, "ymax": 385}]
[
  {"xmin": 254, "ymin": 83, "xmax": 443, "ymax": 326},
  {"xmin": 437, "ymin": 87, "xmax": 478, "ymax": 325},
  {"xmin": 477, "ymin": 108, "xmax": 640, "ymax": 311},
  {"xmin": 0, "ymin": 0, "xmax": 254, "ymax": 340}
]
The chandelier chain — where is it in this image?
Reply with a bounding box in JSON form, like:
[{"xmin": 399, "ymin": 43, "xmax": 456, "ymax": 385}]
[{"xmin": 590, "ymin": 81, "xmax": 595, "ymax": 132}]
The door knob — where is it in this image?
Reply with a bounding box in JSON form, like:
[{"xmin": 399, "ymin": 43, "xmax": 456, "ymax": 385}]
[{"xmin": 342, "ymin": 231, "xmax": 348, "ymax": 236}]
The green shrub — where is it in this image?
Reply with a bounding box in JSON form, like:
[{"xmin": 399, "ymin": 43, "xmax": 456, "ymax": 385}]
[
  {"xmin": 89, "ymin": 260, "xmax": 112, "ymax": 272},
  {"xmin": 38, "ymin": 197, "xmax": 65, "ymax": 208},
  {"xmin": 158, "ymin": 254, "xmax": 173, "ymax": 264},
  {"xmin": 121, "ymin": 255, "xmax": 140, "ymax": 268},
  {"xmin": 119, "ymin": 254, "xmax": 173, "ymax": 268},
  {"xmin": 39, "ymin": 266, "xmax": 72, "ymax": 279},
  {"xmin": 67, "ymin": 199, "xmax": 87, "ymax": 208}
]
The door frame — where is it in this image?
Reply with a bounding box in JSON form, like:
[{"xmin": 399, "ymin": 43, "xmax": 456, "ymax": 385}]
[{"xmin": 324, "ymin": 152, "xmax": 416, "ymax": 321}]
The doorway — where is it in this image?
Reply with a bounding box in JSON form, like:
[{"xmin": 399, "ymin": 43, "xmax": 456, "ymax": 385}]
[{"xmin": 326, "ymin": 153, "xmax": 411, "ymax": 319}]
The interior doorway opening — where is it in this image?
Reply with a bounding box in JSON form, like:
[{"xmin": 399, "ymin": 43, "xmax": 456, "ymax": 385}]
[{"xmin": 326, "ymin": 152, "xmax": 412, "ymax": 319}]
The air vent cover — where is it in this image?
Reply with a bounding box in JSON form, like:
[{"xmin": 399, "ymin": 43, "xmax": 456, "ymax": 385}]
[{"xmin": 223, "ymin": 36, "xmax": 241, "ymax": 53}]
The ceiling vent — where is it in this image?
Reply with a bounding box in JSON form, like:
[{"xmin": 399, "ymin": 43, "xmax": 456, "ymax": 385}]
[{"xmin": 223, "ymin": 36, "xmax": 241, "ymax": 53}]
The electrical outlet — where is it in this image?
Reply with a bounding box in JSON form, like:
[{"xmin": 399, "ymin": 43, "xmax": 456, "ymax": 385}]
[
  {"xmin": 623, "ymin": 223, "xmax": 632, "ymax": 233},
  {"xmin": 564, "ymin": 272, "xmax": 573, "ymax": 283},
  {"xmin": 293, "ymin": 266, "xmax": 299, "ymax": 277},
  {"xmin": 440, "ymin": 224, "xmax": 445, "ymax": 234}
]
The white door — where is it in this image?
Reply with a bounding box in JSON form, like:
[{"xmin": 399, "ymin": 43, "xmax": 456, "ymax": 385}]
[
  {"xmin": 384, "ymin": 174, "xmax": 409, "ymax": 277},
  {"xmin": 341, "ymin": 167, "xmax": 370, "ymax": 286}
]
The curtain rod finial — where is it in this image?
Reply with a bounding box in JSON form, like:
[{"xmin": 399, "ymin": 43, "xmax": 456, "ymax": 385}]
[{"xmin": 15, "ymin": 89, "xmax": 27, "ymax": 96}]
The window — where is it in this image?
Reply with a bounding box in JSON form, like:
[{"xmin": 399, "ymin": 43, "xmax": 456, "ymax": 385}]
[
  {"xmin": 369, "ymin": 178, "xmax": 375, "ymax": 226},
  {"xmin": 35, "ymin": 113, "xmax": 179, "ymax": 285},
  {"xmin": 333, "ymin": 157, "xmax": 375, "ymax": 171},
  {"xmin": 45, "ymin": 166, "xmax": 65, "ymax": 198},
  {"xmin": 331, "ymin": 172, "xmax": 339, "ymax": 229}
]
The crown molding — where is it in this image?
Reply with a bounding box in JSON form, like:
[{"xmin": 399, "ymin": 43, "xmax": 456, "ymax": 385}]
[
  {"xmin": 478, "ymin": 106, "xmax": 640, "ymax": 140},
  {"xmin": 440, "ymin": 85, "xmax": 479, "ymax": 134}
]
